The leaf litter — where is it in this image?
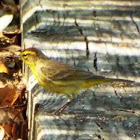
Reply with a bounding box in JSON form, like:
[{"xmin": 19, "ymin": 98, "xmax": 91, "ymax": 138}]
[{"xmin": 0, "ymin": 0, "xmax": 27, "ymax": 139}]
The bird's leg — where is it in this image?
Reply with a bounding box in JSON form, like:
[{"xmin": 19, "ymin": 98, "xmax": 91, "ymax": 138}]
[
  {"xmin": 53, "ymin": 101, "xmax": 71, "ymax": 115},
  {"xmin": 53, "ymin": 93, "xmax": 75, "ymax": 115}
]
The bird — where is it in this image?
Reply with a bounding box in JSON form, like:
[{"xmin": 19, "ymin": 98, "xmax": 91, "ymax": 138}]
[{"xmin": 20, "ymin": 47, "xmax": 135, "ymax": 113}]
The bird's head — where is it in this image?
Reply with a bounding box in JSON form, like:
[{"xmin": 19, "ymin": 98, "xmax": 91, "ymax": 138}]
[{"xmin": 20, "ymin": 48, "xmax": 44, "ymax": 66}]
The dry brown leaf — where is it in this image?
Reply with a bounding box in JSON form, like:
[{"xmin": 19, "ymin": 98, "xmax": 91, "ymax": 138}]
[
  {"xmin": 3, "ymin": 123, "xmax": 12, "ymax": 136},
  {"xmin": 0, "ymin": 126, "xmax": 5, "ymax": 140},
  {"xmin": 0, "ymin": 61, "xmax": 8, "ymax": 73},
  {"xmin": 0, "ymin": 45, "xmax": 21, "ymax": 52},
  {"xmin": 3, "ymin": 121, "xmax": 20, "ymax": 139},
  {"xmin": 0, "ymin": 73, "xmax": 14, "ymax": 88},
  {"xmin": 21, "ymin": 120, "xmax": 28, "ymax": 140},
  {"xmin": 11, "ymin": 122, "xmax": 19, "ymax": 139},
  {"xmin": 0, "ymin": 85, "xmax": 21, "ymax": 106},
  {"xmin": 0, "ymin": 81, "xmax": 4, "ymax": 88}
]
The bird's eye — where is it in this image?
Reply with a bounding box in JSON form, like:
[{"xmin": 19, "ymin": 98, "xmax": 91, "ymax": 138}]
[{"xmin": 23, "ymin": 53, "xmax": 28, "ymax": 57}]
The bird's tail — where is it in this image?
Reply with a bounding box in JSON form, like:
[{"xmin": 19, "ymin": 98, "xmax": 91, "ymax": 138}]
[{"xmin": 82, "ymin": 77, "xmax": 135, "ymax": 89}]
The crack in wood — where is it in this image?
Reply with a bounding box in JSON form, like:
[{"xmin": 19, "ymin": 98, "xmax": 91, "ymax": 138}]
[
  {"xmin": 92, "ymin": 91, "xmax": 97, "ymax": 101},
  {"xmin": 130, "ymin": 12, "xmax": 140, "ymax": 36},
  {"xmin": 74, "ymin": 18, "xmax": 89, "ymax": 58},
  {"xmin": 93, "ymin": 52, "xmax": 98, "ymax": 71},
  {"xmin": 114, "ymin": 88, "xmax": 123, "ymax": 102}
]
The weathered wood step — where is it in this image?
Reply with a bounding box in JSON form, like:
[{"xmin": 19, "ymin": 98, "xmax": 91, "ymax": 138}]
[{"xmin": 21, "ymin": 0, "xmax": 140, "ymax": 139}]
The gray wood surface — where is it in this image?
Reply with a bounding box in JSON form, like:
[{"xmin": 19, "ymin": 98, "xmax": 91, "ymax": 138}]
[{"xmin": 21, "ymin": 0, "xmax": 140, "ymax": 139}]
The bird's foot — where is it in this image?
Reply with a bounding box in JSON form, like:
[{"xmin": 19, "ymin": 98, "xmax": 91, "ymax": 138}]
[{"xmin": 53, "ymin": 101, "xmax": 71, "ymax": 115}]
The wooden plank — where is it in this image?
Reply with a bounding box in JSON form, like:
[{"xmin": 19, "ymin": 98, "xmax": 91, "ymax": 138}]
[{"xmin": 21, "ymin": 0, "xmax": 140, "ymax": 139}]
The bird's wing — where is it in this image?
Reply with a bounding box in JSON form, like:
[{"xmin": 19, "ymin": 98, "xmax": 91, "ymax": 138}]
[{"xmin": 41, "ymin": 64, "xmax": 105, "ymax": 81}]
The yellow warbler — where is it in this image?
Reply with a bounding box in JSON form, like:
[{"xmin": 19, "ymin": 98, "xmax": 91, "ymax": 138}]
[{"xmin": 20, "ymin": 48, "xmax": 134, "ymax": 113}]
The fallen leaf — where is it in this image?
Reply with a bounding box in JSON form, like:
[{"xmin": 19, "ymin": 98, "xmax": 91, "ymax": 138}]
[
  {"xmin": 21, "ymin": 120, "xmax": 28, "ymax": 140},
  {"xmin": 0, "ymin": 126, "xmax": 4, "ymax": 140},
  {"xmin": 0, "ymin": 45, "xmax": 21, "ymax": 52},
  {"xmin": 0, "ymin": 73, "xmax": 13, "ymax": 88},
  {"xmin": 2, "ymin": 120, "xmax": 21, "ymax": 139},
  {"xmin": 0, "ymin": 85, "xmax": 21, "ymax": 106},
  {"xmin": 11, "ymin": 122, "xmax": 19, "ymax": 139},
  {"xmin": 2, "ymin": 123, "xmax": 12, "ymax": 137},
  {"xmin": 0, "ymin": 61, "xmax": 8, "ymax": 73}
]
